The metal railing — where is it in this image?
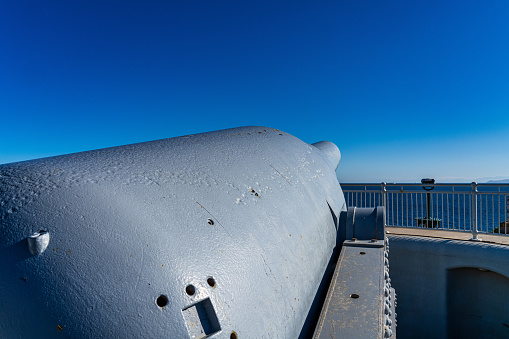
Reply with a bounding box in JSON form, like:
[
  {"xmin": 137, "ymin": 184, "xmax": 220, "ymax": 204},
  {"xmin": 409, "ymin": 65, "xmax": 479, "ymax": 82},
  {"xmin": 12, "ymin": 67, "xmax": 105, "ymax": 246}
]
[{"xmin": 342, "ymin": 182, "xmax": 509, "ymax": 240}]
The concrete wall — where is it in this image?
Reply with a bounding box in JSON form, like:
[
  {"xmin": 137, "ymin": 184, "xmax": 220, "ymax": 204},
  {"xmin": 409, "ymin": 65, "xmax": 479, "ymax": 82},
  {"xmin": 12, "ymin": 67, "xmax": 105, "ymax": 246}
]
[
  {"xmin": 447, "ymin": 268, "xmax": 509, "ymax": 338},
  {"xmin": 388, "ymin": 235, "xmax": 509, "ymax": 339}
]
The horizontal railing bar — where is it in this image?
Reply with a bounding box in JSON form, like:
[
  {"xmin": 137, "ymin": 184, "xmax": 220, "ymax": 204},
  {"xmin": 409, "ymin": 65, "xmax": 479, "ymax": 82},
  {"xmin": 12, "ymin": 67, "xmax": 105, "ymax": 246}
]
[
  {"xmin": 342, "ymin": 183, "xmax": 509, "ymax": 187},
  {"xmin": 343, "ymin": 189, "xmax": 506, "ymax": 195}
]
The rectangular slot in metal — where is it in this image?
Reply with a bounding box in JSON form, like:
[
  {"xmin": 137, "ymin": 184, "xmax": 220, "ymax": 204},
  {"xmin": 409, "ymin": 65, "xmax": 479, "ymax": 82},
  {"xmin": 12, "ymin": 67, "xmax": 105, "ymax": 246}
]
[{"xmin": 182, "ymin": 298, "xmax": 221, "ymax": 338}]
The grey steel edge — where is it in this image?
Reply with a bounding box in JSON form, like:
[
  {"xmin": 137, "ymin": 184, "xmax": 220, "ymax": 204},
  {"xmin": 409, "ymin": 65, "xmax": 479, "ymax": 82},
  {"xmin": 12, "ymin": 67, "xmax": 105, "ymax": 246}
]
[{"xmin": 313, "ymin": 242, "xmax": 387, "ymax": 338}]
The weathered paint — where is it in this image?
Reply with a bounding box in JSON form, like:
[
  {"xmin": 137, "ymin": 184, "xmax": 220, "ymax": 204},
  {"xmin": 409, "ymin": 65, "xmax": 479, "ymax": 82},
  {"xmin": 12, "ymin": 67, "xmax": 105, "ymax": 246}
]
[
  {"xmin": 314, "ymin": 208, "xmax": 395, "ymax": 338},
  {"xmin": 0, "ymin": 126, "xmax": 346, "ymax": 338},
  {"xmin": 314, "ymin": 243, "xmax": 385, "ymax": 338}
]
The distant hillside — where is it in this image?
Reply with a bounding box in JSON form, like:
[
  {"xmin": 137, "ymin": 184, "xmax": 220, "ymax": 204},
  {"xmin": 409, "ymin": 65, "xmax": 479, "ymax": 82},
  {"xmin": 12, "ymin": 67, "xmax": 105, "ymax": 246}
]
[
  {"xmin": 440, "ymin": 176, "xmax": 509, "ymax": 184},
  {"xmin": 487, "ymin": 179, "xmax": 509, "ymax": 183}
]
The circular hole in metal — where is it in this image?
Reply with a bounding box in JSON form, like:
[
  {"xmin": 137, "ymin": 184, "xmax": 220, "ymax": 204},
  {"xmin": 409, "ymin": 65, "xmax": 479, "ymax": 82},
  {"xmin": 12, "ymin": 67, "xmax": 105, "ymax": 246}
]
[
  {"xmin": 359, "ymin": 252, "xmax": 366, "ymax": 255},
  {"xmin": 186, "ymin": 285, "xmax": 196, "ymax": 296},
  {"xmin": 230, "ymin": 331, "xmax": 238, "ymax": 339},
  {"xmin": 207, "ymin": 218, "xmax": 214, "ymax": 226},
  {"xmin": 156, "ymin": 295, "xmax": 168, "ymax": 307},
  {"xmin": 350, "ymin": 293, "xmax": 360, "ymax": 299},
  {"xmin": 207, "ymin": 277, "xmax": 216, "ymax": 287}
]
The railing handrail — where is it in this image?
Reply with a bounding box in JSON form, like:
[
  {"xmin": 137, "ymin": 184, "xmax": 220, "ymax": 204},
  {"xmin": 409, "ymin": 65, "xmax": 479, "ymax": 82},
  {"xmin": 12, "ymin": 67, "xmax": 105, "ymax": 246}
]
[
  {"xmin": 342, "ymin": 182, "xmax": 509, "ymax": 187},
  {"xmin": 343, "ymin": 189, "xmax": 476, "ymax": 194}
]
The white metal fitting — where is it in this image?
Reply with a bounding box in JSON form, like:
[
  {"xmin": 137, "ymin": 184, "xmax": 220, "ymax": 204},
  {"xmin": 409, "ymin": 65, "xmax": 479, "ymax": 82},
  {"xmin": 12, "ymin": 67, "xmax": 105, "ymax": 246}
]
[{"xmin": 27, "ymin": 230, "xmax": 50, "ymax": 255}]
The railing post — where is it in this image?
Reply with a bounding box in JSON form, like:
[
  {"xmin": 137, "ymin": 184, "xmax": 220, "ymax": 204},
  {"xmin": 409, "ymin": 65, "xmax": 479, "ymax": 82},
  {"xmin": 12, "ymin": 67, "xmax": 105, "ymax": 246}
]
[
  {"xmin": 381, "ymin": 182, "xmax": 387, "ymax": 227},
  {"xmin": 470, "ymin": 182, "xmax": 482, "ymax": 241}
]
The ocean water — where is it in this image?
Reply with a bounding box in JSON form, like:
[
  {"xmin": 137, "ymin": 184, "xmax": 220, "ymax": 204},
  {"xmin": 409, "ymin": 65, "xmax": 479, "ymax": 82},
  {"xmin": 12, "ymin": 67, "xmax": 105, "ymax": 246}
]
[{"xmin": 344, "ymin": 187, "xmax": 509, "ymax": 234}]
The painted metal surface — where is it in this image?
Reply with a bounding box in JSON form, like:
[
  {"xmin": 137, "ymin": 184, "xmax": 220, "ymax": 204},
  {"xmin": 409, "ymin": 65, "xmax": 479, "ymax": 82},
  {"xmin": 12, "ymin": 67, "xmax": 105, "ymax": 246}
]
[
  {"xmin": 313, "ymin": 243, "xmax": 385, "ymax": 338},
  {"xmin": 314, "ymin": 208, "xmax": 396, "ymax": 338},
  {"xmin": 343, "ymin": 206, "xmax": 385, "ymax": 242},
  {"xmin": 0, "ymin": 126, "xmax": 346, "ymax": 338}
]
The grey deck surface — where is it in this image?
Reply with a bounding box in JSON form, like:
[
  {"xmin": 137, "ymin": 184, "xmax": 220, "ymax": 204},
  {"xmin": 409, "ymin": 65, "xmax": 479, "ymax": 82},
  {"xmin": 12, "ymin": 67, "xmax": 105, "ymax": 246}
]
[{"xmin": 386, "ymin": 227, "xmax": 509, "ymax": 246}]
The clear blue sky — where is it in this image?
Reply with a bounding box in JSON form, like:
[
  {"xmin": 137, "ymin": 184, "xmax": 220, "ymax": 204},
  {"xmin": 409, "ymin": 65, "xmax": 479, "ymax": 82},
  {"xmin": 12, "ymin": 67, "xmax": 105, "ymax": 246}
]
[{"xmin": 1, "ymin": 1, "xmax": 508, "ymax": 182}]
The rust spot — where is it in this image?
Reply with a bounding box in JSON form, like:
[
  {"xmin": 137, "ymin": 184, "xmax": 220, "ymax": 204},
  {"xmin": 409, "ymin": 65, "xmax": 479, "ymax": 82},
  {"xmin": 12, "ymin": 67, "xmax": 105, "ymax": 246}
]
[{"xmin": 57, "ymin": 325, "xmax": 63, "ymax": 331}]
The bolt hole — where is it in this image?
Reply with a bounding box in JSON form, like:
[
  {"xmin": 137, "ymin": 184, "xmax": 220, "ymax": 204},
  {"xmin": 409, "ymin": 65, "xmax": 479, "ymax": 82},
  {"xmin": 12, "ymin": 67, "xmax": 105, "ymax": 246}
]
[
  {"xmin": 207, "ymin": 277, "xmax": 216, "ymax": 287},
  {"xmin": 230, "ymin": 331, "xmax": 238, "ymax": 339},
  {"xmin": 350, "ymin": 293, "xmax": 360, "ymax": 299},
  {"xmin": 186, "ymin": 285, "xmax": 196, "ymax": 296},
  {"xmin": 207, "ymin": 218, "xmax": 214, "ymax": 226},
  {"xmin": 359, "ymin": 252, "xmax": 366, "ymax": 255},
  {"xmin": 156, "ymin": 295, "xmax": 168, "ymax": 307}
]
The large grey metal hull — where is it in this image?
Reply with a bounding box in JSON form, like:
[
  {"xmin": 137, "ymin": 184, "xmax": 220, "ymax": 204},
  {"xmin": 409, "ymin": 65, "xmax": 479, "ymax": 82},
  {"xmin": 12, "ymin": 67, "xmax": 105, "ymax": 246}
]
[{"xmin": 0, "ymin": 126, "xmax": 345, "ymax": 338}]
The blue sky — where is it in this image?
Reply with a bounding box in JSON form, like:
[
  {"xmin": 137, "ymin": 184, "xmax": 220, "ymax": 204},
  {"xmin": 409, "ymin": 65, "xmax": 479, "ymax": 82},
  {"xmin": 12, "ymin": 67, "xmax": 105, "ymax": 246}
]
[{"xmin": 1, "ymin": 1, "xmax": 508, "ymax": 182}]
